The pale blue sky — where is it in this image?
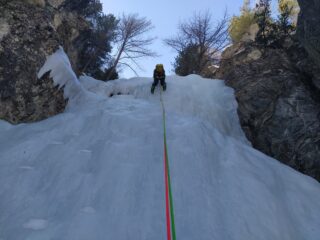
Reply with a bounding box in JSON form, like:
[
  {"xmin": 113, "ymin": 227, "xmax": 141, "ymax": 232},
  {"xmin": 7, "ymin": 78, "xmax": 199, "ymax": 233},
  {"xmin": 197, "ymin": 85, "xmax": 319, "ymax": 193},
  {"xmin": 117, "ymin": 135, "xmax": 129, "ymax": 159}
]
[{"xmin": 101, "ymin": 0, "xmax": 275, "ymax": 78}]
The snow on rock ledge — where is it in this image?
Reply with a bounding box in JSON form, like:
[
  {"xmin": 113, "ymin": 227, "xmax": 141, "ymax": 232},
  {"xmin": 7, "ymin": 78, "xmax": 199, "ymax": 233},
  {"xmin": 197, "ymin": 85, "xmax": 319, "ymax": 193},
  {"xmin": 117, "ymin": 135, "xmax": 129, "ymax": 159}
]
[{"xmin": 38, "ymin": 47, "xmax": 84, "ymax": 103}]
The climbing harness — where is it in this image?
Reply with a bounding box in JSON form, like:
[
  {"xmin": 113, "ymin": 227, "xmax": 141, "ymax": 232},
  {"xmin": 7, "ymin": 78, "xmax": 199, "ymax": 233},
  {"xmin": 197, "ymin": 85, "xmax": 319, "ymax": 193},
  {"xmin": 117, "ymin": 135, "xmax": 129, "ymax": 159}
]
[{"xmin": 160, "ymin": 88, "xmax": 177, "ymax": 240}]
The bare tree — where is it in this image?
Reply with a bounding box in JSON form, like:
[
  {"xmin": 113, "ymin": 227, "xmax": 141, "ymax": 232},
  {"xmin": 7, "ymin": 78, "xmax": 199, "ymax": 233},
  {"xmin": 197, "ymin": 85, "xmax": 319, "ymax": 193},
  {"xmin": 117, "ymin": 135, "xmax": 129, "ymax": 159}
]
[
  {"xmin": 164, "ymin": 11, "xmax": 229, "ymax": 76},
  {"xmin": 107, "ymin": 13, "xmax": 157, "ymax": 79}
]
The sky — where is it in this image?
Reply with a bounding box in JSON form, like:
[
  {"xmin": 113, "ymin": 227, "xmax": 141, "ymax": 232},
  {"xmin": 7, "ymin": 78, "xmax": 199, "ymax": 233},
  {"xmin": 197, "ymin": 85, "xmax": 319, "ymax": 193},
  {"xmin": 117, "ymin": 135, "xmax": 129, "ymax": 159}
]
[{"xmin": 102, "ymin": 0, "xmax": 278, "ymax": 78}]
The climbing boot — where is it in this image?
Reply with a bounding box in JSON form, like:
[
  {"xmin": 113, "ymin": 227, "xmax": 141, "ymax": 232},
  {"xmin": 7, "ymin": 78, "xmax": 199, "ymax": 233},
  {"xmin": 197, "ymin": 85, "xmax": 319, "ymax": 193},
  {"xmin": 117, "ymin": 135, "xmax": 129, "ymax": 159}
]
[
  {"xmin": 151, "ymin": 85, "xmax": 155, "ymax": 94},
  {"xmin": 162, "ymin": 83, "xmax": 167, "ymax": 91}
]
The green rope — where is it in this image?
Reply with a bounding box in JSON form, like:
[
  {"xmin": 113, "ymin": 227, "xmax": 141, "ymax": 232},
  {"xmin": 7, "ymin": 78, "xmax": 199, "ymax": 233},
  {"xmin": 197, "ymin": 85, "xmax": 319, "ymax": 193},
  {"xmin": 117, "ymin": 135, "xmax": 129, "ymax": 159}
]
[{"xmin": 160, "ymin": 88, "xmax": 177, "ymax": 240}]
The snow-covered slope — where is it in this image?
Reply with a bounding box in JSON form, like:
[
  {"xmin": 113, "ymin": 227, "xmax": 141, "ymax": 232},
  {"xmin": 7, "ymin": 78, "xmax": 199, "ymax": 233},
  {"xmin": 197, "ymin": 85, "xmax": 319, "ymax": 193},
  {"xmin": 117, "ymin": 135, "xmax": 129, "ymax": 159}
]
[{"xmin": 0, "ymin": 59, "xmax": 320, "ymax": 239}]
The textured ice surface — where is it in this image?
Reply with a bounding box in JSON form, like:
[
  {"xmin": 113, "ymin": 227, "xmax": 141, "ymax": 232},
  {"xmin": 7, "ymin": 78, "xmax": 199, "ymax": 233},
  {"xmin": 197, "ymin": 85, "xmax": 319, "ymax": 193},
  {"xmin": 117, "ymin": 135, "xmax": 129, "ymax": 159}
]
[{"xmin": 0, "ymin": 55, "xmax": 320, "ymax": 239}]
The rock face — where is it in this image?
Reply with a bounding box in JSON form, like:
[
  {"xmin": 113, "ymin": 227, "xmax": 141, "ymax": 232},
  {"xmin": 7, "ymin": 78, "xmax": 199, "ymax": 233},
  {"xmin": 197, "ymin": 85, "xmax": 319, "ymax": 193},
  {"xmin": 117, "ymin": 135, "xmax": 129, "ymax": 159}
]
[
  {"xmin": 0, "ymin": 0, "xmax": 88, "ymax": 124},
  {"xmin": 215, "ymin": 0, "xmax": 320, "ymax": 181},
  {"xmin": 216, "ymin": 41, "xmax": 320, "ymax": 181},
  {"xmin": 52, "ymin": 11, "xmax": 89, "ymax": 74},
  {"xmin": 297, "ymin": 0, "xmax": 320, "ymax": 68}
]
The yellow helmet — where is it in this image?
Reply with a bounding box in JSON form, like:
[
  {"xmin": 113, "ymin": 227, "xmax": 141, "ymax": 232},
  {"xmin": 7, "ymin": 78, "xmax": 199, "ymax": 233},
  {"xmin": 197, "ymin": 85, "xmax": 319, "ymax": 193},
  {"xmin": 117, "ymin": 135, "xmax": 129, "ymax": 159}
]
[{"xmin": 156, "ymin": 64, "xmax": 164, "ymax": 71}]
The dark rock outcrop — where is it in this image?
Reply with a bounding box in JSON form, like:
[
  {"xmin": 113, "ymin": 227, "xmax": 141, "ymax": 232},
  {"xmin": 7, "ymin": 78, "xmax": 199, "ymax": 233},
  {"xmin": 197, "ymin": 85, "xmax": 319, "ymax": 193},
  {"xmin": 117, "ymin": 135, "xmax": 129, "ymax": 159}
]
[
  {"xmin": 297, "ymin": 0, "xmax": 320, "ymax": 68},
  {"xmin": 0, "ymin": 0, "xmax": 88, "ymax": 124},
  {"xmin": 216, "ymin": 41, "xmax": 320, "ymax": 181},
  {"xmin": 214, "ymin": 0, "xmax": 320, "ymax": 181},
  {"xmin": 0, "ymin": 1, "xmax": 63, "ymax": 123}
]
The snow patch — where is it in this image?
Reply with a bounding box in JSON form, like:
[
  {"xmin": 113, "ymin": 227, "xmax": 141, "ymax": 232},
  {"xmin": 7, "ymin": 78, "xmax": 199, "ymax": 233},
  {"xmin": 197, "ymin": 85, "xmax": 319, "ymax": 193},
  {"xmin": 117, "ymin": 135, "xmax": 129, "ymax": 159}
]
[
  {"xmin": 50, "ymin": 141, "xmax": 64, "ymax": 145},
  {"xmin": 80, "ymin": 75, "xmax": 248, "ymax": 143},
  {"xmin": 79, "ymin": 149, "xmax": 92, "ymax": 153},
  {"xmin": 81, "ymin": 207, "xmax": 96, "ymax": 214},
  {"xmin": 19, "ymin": 166, "xmax": 34, "ymax": 170},
  {"xmin": 1, "ymin": 74, "xmax": 320, "ymax": 240},
  {"xmin": 0, "ymin": 18, "xmax": 10, "ymax": 41},
  {"xmin": 38, "ymin": 47, "xmax": 84, "ymax": 102},
  {"xmin": 0, "ymin": 119, "xmax": 13, "ymax": 130},
  {"xmin": 23, "ymin": 219, "xmax": 48, "ymax": 230}
]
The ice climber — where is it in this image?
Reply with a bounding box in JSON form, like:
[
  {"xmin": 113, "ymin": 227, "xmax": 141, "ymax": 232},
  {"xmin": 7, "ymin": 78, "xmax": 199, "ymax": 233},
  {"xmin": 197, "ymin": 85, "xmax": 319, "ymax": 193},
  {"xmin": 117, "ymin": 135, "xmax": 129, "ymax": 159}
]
[{"xmin": 151, "ymin": 64, "xmax": 166, "ymax": 94}]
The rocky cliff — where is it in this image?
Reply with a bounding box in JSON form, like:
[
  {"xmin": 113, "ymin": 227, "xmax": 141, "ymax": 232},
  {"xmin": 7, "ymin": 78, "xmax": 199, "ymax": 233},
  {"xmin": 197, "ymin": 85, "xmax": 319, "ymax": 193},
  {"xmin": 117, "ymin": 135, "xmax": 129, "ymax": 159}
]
[
  {"xmin": 0, "ymin": 0, "xmax": 88, "ymax": 124},
  {"xmin": 216, "ymin": 41, "xmax": 320, "ymax": 180},
  {"xmin": 216, "ymin": 0, "xmax": 320, "ymax": 181},
  {"xmin": 297, "ymin": 0, "xmax": 320, "ymax": 68}
]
